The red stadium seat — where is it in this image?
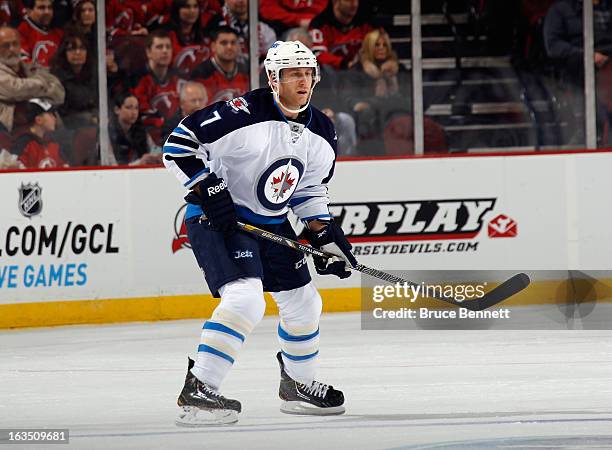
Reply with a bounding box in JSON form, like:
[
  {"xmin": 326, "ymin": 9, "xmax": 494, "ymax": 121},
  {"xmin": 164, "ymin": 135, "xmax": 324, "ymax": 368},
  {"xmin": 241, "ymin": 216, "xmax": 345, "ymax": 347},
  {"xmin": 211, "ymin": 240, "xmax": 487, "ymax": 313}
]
[
  {"xmin": 71, "ymin": 127, "xmax": 99, "ymax": 166},
  {"xmin": 384, "ymin": 115, "xmax": 449, "ymax": 155}
]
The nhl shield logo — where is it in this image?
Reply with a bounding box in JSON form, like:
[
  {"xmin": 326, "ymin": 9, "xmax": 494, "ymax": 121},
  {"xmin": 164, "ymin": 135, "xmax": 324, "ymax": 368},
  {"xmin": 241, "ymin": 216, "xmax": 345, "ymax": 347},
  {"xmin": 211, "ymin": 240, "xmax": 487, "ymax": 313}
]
[{"xmin": 18, "ymin": 182, "xmax": 43, "ymax": 217}]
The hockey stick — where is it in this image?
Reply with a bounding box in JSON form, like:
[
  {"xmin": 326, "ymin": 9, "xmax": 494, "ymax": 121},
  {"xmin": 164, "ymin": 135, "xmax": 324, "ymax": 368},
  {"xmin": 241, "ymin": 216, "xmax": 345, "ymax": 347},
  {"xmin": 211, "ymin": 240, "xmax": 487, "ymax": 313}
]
[{"xmin": 236, "ymin": 221, "xmax": 530, "ymax": 311}]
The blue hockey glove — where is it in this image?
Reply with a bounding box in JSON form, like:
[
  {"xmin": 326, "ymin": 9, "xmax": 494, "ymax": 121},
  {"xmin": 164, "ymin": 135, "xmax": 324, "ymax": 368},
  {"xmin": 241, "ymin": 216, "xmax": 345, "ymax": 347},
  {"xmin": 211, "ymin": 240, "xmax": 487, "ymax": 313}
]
[
  {"xmin": 184, "ymin": 173, "xmax": 237, "ymax": 232},
  {"xmin": 305, "ymin": 220, "xmax": 357, "ymax": 279}
]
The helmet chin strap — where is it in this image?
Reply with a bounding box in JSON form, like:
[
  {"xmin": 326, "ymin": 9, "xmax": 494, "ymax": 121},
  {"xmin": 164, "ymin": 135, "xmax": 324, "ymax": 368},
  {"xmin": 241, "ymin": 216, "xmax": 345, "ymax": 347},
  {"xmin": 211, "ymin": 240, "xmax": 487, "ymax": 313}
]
[{"xmin": 269, "ymin": 77, "xmax": 317, "ymax": 115}]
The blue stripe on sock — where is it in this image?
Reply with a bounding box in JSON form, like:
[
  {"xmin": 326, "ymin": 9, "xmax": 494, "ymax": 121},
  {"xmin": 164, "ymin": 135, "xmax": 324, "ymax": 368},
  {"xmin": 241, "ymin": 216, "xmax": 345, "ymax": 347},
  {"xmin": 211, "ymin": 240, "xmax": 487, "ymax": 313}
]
[
  {"xmin": 203, "ymin": 321, "xmax": 245, "ymax": 342},
  {"xmin": 197, "ymin": 344, "xmax": 235, "ymax": 364},
  {"xmin": 278, "ymin": 324, "xmax": 319, "ymax": 342},
  {"xmin": 281, "ymin": 350, "xmax": 319, "ymax": 361}
]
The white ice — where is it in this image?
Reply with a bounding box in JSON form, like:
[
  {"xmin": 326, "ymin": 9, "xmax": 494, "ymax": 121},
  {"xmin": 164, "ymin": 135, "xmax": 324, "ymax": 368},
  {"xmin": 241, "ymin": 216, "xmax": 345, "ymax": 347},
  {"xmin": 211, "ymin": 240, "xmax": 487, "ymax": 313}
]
[{"xmin": 1, "ymin": 312, "xmax": 612, "ymax": 449}]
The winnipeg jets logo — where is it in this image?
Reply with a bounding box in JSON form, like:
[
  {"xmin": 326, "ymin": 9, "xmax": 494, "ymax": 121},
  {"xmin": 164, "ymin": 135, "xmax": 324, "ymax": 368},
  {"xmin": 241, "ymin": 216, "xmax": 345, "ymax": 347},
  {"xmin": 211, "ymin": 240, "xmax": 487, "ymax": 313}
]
[
  {"xmin": 256, "ymin": 157, "xmax": 304, "ymax": 211},
  {"xmin": 226, "ymin": 96, "xmax": 250, "ymax": 114},
  {"xmin": 270, "ymin": 170, "xmax": 296, "ymax": 201},
  {"xmin": 263, "ymin": 165, "xmax": 299, "ymax": 204}
]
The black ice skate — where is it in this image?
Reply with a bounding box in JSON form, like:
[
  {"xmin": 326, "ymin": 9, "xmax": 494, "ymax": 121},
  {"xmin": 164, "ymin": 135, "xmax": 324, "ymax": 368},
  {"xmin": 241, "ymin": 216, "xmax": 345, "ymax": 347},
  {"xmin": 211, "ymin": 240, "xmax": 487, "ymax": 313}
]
[
  {"xmin": 276, "ymin": 352, "xmax": 345, "ymax": 415},
  {"xmin": 176, "ymin": 358, "xmax": 241, "ymax": 426}
]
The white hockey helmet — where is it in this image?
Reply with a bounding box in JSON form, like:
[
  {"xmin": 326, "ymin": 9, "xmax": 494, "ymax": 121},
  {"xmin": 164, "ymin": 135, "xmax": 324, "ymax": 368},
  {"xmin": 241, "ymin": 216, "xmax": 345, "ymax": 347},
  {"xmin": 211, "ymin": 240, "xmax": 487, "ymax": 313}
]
[{"xmin": 264, "ymin": 40, "xmax": 320, "ymax": 114}]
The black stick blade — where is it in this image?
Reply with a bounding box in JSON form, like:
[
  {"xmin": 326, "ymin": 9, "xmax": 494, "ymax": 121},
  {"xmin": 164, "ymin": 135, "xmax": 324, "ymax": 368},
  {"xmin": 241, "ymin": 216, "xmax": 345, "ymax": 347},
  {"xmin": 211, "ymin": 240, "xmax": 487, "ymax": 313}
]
[{"xmin": 463, "ymin": 272, "xmax": 531, "ymax": 311}]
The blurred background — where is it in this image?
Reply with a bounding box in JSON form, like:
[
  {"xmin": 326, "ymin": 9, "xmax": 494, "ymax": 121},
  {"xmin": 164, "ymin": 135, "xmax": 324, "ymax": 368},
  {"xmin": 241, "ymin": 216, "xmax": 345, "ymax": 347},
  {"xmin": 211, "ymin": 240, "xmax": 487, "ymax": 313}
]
[{"xmin": 1, "ymin": 0, "xmax": 610, "ymax": 170}]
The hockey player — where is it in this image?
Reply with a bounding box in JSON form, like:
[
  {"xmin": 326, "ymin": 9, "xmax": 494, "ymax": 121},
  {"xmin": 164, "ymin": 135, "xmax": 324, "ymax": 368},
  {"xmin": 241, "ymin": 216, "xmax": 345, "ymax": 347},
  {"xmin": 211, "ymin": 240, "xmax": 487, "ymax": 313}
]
[{"xmin": 163, "ymin": 40, "xmax": 357, "ymax": 426}]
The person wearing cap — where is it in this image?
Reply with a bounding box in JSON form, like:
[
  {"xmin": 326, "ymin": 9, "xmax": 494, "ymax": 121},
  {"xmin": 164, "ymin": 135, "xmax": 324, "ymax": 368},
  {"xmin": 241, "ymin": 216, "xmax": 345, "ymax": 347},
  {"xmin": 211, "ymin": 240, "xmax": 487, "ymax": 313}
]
[
  {"xmin": 0, "ymin": 25, "xmax": 65, "ymax": 133},
  {"xmin": 163, "ymin": 40, "xmax": 354, "ymax": 426},
  {"xmin": 11, "ymin": 98, "xmax": 67, "ymax": 168}
]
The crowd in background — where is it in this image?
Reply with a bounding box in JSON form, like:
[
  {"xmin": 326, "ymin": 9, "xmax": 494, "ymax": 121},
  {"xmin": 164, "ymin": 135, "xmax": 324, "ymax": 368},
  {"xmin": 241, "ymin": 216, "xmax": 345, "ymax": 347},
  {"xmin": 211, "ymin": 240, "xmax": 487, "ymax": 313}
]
[{"xmin": 0, "ymin": 0, "xmax": 611, "ymax": 169}]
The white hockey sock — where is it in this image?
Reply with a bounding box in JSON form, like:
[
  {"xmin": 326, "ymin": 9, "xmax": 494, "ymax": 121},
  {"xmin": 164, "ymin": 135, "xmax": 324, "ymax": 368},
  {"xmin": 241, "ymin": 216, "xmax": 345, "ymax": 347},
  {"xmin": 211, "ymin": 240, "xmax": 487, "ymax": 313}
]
[
  {"xmin": 278, "ymin": 321, "xmax": 320, "ymax": 383},
  {"xmin": 191, "ymin": 278, "xmax": 265, "ymax": 389},
  {"xmin": 273, "ymin": 283, "xmax": 322, "ymax": 384}
]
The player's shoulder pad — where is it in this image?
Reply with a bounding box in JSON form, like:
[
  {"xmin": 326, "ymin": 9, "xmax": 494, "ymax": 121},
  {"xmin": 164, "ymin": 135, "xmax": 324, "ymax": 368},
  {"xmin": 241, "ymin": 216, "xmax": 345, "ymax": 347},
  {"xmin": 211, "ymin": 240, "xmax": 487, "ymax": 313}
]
[
  {"xmin": 307, "ymin": 107, "xmax": 337, "ymax": 155},
  {"xmin": 181, "ymin": 88, "xmax": 279, "ymax": 144}
]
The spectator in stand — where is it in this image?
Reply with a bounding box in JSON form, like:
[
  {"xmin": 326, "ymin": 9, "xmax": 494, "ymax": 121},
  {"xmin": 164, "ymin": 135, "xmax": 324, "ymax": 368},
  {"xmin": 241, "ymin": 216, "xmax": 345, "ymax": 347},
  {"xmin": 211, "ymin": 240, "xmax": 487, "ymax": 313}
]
[
  {"xmin": 260, "ymin": 0, "xmax": 328, "ymax": 35},
  {"xmin": 308, "ymin": 0, "xmax": 373, "ymax": 70},
  {"xmin": 544, "ymin": 0, "xmax": 612, "ymax": 144},
  {"xmin": 105, "ymin": 0, "xmax": 148, "ymax": 40},
  {"xmin": 18, "ymin": 0, "xmax": 64, "ymax": 67},
  {"xmin": 0, "ymin": 25, "xmax": 65, "ymax": 133},
  {"xmin": 544, "ymin": 0, "xmax": 612, "ymax": 84},
  {"xmin": 109, "ymin": 91, "xmax": 161, "ymax": 164},
  {"xmin": 212, "ymin": 0, "xmax": 276, "ymax": 62},
  {"xmin": 348, "ymin": 29, "xmax": 406, "ymax": 109},
  {"xmin": 132, "ymin": 29, "xmax": 184, "ymax": 130},
  {"xmin": 50, "ymin": 31, "xmax": 97, "ymax": 129},
  {"xmin": 105, "ymin": 47, "xmax": 128, "ymax": 98},
  {"xmin": 161, "ymin": 80, "xmax": 206, "ymax": 141},
  {"xmin": 67, "ymin": 0, "xmax": 95, "ymax": 49},
  {"xmin": 166, "ymin": 0, "xmax": 212, "ymax": 78},
  {"xmin": 11, "ymin": 97, "xmax": 67, "ymax": 168},
  {"xmin": 191, "ymin": 25, "xmax": 248, "ymax": 104},
  {"xmin": 345, "ymin": 29, "xmax": 412, "ymax": 155}
]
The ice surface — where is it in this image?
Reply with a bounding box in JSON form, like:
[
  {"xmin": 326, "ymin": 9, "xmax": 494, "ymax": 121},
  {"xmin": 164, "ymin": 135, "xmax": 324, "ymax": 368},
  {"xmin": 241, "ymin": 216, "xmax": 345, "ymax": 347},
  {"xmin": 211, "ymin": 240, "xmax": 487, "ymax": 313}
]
[{"xmin": 1, "ymin": 313, "xmax": 612, "ymax": 449}]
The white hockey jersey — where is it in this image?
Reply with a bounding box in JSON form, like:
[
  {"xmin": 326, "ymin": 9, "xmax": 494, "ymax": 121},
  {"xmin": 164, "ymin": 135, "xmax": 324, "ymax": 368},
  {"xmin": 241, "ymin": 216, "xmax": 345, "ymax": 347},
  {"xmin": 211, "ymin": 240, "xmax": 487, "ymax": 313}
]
[{"xmin": 163, "ymin": 88, "xmax": 338, "ymax": 224}]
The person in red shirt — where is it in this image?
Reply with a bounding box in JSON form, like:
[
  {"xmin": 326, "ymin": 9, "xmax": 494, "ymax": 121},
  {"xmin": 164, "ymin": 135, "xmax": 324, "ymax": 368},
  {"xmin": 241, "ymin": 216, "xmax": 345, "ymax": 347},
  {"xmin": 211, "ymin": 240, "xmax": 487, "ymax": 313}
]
[
  {"xmin": 105, "ymin": 0, "xmax": 148, "ymax": 40},
  {"xmin": 308, "ymin": 0, "xmax": 373, "ymax": 70},
  {"xmin": 190, "ymin": 25, "xmax": 249, "ymax": 105},
  {"xmin": 260, "ymin": 0, "xmax": 328, "ymax": 35},
  {"xmin": 12, "ymin": 97, "xmax": 67, "ymax": 168},
  {"xmin": 17, "ymin": 0, "xmax": 63, "ymax": 67},
  {"xmin": 132, "ymin": 29, "xmax": 185, "ymax": 129},
  {"xmin": 167, "ymin": 0, "xmax": 212, "ymax": 78}
]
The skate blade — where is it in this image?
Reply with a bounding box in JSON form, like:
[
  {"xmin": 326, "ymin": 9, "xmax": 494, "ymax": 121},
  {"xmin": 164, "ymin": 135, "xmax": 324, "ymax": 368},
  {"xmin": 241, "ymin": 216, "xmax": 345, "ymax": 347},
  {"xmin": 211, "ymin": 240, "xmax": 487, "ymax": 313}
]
[
  {"xmin": 280, "ymin": 401, "xmax": 345, "ymax": 416},
  {"xmin": 175, "ymin": 406, "xmax": 239, "ymax": 426}
]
